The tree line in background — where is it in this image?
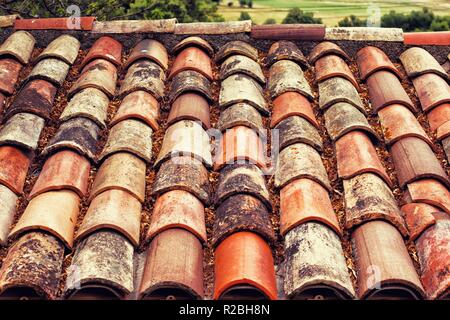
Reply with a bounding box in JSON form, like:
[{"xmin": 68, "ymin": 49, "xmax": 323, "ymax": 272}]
[{"xmin": 0, "ymin": 0, "xmax": 448, "ymax": 31}]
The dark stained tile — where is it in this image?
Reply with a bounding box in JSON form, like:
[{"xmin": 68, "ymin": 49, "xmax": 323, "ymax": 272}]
[
  {"xmin": 217, "ymin": 103, "xmax": 263, "ymax": 132},
  {"xmin": 152, "ymin": 156, "xmax": 211, "ymax": 206},
  {"xmin": 42, "ymin": 117, "xmax": 100, "ymax": 161},
  {"xmin": 220, "ymin": 54, "xmax": 265, "ymax": 84},
  {"xmin": 324, "ymin": 102, "xmax": 378, "ymax": 141},
  {"xmin": 318, "ymin": 77, "xmax": 364, "ymax": 113},
  {"xmin": 266, "ymin": 41, "xmax": 308, "ymax": 69},
  {"xmin": 343, "ymin": 173, "xmax": 407, "ymax": 236},
  {"xmin": 268, "ymin": 60, "xmax": 313, "ymax": 101},
  {"xmin": 275, "ymin": 115, "xmax": 323, "ymax": 152},
  {"xmin": 169, "ymin": 70, "xmax": 212, "ymax": 104},
  {"xmin": 0, "ymin": 232, "xmax": 64, "ymax": 300},
  {"xmin": 26, "ymin": 58, "xmax": 70, "ymax": 87},
  {"xmin": 215, "ymin": 40, "xmax": 258, "ymax": 63},
  {"xmin": 5, "ymin": 79, "xmax": 57, "ymax": 120},
  {"xmin": 0, "ymin": 58, "xmax": 22, "ymax": 95},
  {"xmin": 215, "ymin": 163, "xmax": 270, "ymax": 210},
  {"xmin": 275, "ymin": 143, "xmax": 331, "ymax": 191},
  {"xmin": 65, "ymin": 230, "xmax": 134, "ymax": 299},
  {"xmin": 284, "ymin": 222, "xmax": 354, "ymax": 299},
  {"xmin": 120, "ymin": 60, "xmax": 165, "ymax": 100},
  {"xmin": 0, "ymin": 112, "xmax": 45, "ymax": 151}
]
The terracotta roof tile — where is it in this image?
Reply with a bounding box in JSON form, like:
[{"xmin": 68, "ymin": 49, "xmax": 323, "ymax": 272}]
[
  {"xmin": 275, "ymin": 143, "xmax": 331, "ymax": 191},
  {"xmin": 65, "ymin": 230, "xmax": 134, "ymax": 299},
  {"xmin": 152, "ymin": 156, "xmax": 211, "ymax": 205},
  {"xmin": 427, "ymin": 102, "xmax": 450, "ymax": 132},
  {"xmin": 168, "ymin": 93, "xmax": 210, "ymax": 129},
  {"xmin": 336, "ymin": 131, "xmax": 391, "ymax": 186},
  {"xmin": 60, "ymin": 88, "xmax": 109, "ymax": 128},
  {"xmin": 217, "ymin": 103, "xmax": 263, "ymax": 132},
  {"xmin": 81, "ymin": 36, "xmax": 123, "ymax": 68},
  {"xmin": 0, "ymin": 112, "xmax": 45, "ymax": 151},
  {"xmin": 268, "ymin": 60, "xmax": 313, "ymax": 101},
  {"xmin": 110, "ymin": 90, "xmax": 159, "ymax": 130},
  {"xmin": 406, "ymin": 179, "xmax": 450, "ymax": 215},
  {"xmin": 70, "ymin": 59, "xmax": 117, "ymax": 98},
  {"xmin": 172, "ymin": 36, "xmax": 214, "ymax": 57},
  {"xmin": 9, "ymin": 190, "xmax": 80, "ymax": 249},
  {"xmin": 275, "ymin": 115, "xmax": 323, "ymax": 152},
  {"xmin": 99, "ymin": 119, "xmax": 153, "ymax": 164},
  {"xmin": 415, "ymin": 212, "xmax": 450, "ymax": 300},
  {"xmin": 155, "ymin": 120, "xmax": 212, "ymax": 169},
  {"xmin": 400, "ymin": 47, "xmax": 449, "ymax": 81},
  {"xmin": 403, "ymin": 31, "xmax": 450, "ymax": 45},
  {"xmin": 146, "ymin": 190, "xmax": 206, "ymax": 245},
  {"xmin": 315, "ymin": 54, "xmax": 360, "ymax": 91},
  {"xmin": 220, "ymin": 54, "xmax": 265, "ymax": 84},
  {"xmin": 214, "ymin": 125, "xmax": 267, "ymax": 172},
  {"xmin": 219, "ymin": 74, "xmax": 268, "ymax": 115},
  {"xmin": 15, "ymin": 17, "xmax": 95, "ymax": 31},
  {"xmin": 0, "ymin": 29, "xmax": 449, "ymax": 301},
  {"xmin": 5, "ymin": 79, "xmax": 57, "ymax": 120},
  {"xmin": 213, "ymin": 194, "xmax": 274, "ymax": 248},
  {"xmin": 270, "ymin": 92, "xmax": 318, "ymax": 129},
  {"xmin": 0, "ymin": 185, "xmax": 18, "ymax": 244},
  {"xmin": 391, "ymin": 137, "xmax": 449, "ymax": 189},
  {"xmin": 119, "ymin": 60, "xmax": 165, "ymax": 100},
  {"xmin": 76, "ymin": 189, "xmax": 142, "ymax": 247},
  {"xmin": 401, "ymin": 203, "xmax": 437, "ymax": 241},
  {"xmin": 318, "ymin": 77, "xmax": 365, "ymax": 113},
  {"xmin": 343, "ymin": 173, "xmax": 407, "ymax": 236},
  {"xmin": 90, "ymin": 152, "xmax": 146, "ymax": 203},
  {"xmin": 378, "ymin": 104, "xmax": 431, "ymax": 146},
  {"xmin": 169, "ymin": 46, "xmax": 212, "ymax": 81},
  {"xmin": 0, "ymin": 58, "xmax": 22, "ymax": 95},
  {"xmin": 308, "ymin": 41, "xmax": 350, "ymax": 64},
  {"xmin": 215, "ymin": 40, "xmax": 258, "ymax": 63},
  {"xmin": 351, "ymin": 221, "xmax": 424, "ymax": 299},
  {"xmin": 324, "ymin": 102, "xmax": 378, "ymax": 141},
  {"xmin": 29, "ymin": 150, "xmax": 90, "ymax": 199},
  {"xmin": 35, "ymin": 35, "xmax": 80, "ymax": 65},
  {"xmin": 266, "ymin": 41, "xmax": 308, "ymax": 69},
  {"xmin": 169, "ymin": 70, "xmax": 212, "ymax": 104},
  {"xmin": 26, "ymin": 58, "xmax": 70, "ymax": 87},
  {"xmin": 356, "ymin": 46, "xmax": 402, "ymax": 81},
  {"xmin": 280, "ymin": 179, "xmax": 341, "ymax": 237},
  {"xmin": 139, "ymin": 229, "xmax": 204, "ymax": 300},
  {"xmin": 215, "ymin": 163, "xmax": 270, "ymax": 210},
  {"xmin": 0, "ymin": 232, "xmax": 64, "ymax": 299},
  {"xmin": 0, "ymin": 146, "xmax": 31, "ymax": 195},
  {"xmin": 366, "ymin": 70, "xmax": 416, "ymax": 113},
  {"xmin": 284, "ymin": 222, "xmax": 354, "ymax": 299},
  {"xmin": 42, "ymin": 117, "xmax": 100, "ymax": 160},
  {"xmin": 411, "ymin": 73, "xmax": 450, "ymax": 112},
  {"xmin": 0, "ymin": 31, "xmax": 35, "ymax": 64},
  {"xmin": 214, "ymin": 232, "xmax": 277, "ymax": 300}
]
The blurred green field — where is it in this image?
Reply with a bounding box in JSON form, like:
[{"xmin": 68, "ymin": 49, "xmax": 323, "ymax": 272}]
[{"xmin": 219, "ymin": 0, "xmax": 450, "ymax": 26}]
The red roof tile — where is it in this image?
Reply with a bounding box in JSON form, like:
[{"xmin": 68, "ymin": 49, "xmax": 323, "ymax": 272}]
[
  {"xmin": 315, "ymin": 54, "xmax": 360, "ymax": 91},
  {"xmin": 169, "ymin": 46, "xmax": 213, "ymax": 81},
  {"xmin": 81, "ymin": 36, "xmax": 123, "ymax": 68},
  {"xmin": 357, "ymin": 46, "xmax": 402, "ymax": 81},
  {"xmin": 0, "ymin": 146, "xmax": 31, "ymax": 194},
  {"xmin": 271, "ymin": 92, "xmax": 318, "ymax": 129},
  {"xmin": 404, "ymin": 31, "xmax": 450, "ymax": 46}
]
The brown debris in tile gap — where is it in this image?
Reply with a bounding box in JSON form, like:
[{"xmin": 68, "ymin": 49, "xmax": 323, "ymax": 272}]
[
  {"xmin": 306, "ymin": 64, "xmax": 358, "ymax": 288},
  {"xmin": 259, "ymin": 50, "xmax": 285, "ymax": 290},
  {"xmin": 203, "ymin": 58, "xmax": 221, "ymax": 299}
]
